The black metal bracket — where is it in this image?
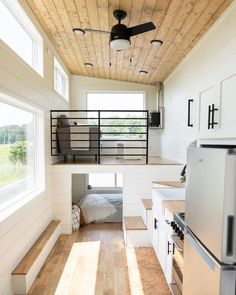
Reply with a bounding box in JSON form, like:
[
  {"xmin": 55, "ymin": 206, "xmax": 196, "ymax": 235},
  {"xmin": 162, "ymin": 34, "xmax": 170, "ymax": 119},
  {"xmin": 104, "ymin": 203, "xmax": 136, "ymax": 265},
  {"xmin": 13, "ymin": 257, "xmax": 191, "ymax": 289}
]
[{"xmin": 187, "ymin": 99, "xmax": 194, "ymax": 127}]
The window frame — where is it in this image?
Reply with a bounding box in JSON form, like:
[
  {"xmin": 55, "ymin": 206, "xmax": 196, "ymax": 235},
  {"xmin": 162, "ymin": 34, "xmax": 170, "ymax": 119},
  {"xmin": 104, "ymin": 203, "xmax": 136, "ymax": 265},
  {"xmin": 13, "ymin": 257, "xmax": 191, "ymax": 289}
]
[
  {"xmin": 86, "ymin": 173, "xmax": 123, "ymax": 190},
  {"xmin": 0, "ymin": 91, "xmax": 45, "ymax": 214},
  {"xmin": 54, "ymin": 57, "xmax": 69, "ymax": 101},
  {"xmin": 0, "ymin": 0, "xmax": 44, "ymax": 76}
]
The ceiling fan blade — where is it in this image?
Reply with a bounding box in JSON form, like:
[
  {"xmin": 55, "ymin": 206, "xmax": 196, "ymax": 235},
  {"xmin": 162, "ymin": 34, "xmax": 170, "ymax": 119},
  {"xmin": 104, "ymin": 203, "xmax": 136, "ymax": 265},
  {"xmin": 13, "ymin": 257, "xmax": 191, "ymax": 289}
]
[
  {"xmin": 126, "ymin": 22, "xmax": 156, "ymax": 37},
  {"xmin": 84, "ymin": 28, "xmax": 111, "ymax": 35}
]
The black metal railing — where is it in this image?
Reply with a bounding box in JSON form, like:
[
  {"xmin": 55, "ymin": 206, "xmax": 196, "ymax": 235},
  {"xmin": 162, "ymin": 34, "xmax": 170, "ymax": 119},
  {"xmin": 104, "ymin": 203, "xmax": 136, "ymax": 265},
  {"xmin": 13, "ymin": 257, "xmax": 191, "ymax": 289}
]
[{"xmin": 50, "ymin": 110, "xmax": 149, "ymax": 164}]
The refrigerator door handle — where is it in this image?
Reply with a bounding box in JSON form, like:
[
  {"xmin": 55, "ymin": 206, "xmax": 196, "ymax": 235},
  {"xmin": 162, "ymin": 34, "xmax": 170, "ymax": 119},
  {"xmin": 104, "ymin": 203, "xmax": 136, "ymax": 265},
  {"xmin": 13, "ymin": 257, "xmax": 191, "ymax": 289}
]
[
  {"xmin": 226, "ymin": 215, "xmax": 235, "ymax": 257},
  {"xmin": 187, "ymin": 228, "xmax": 236, "ymax": 271}
]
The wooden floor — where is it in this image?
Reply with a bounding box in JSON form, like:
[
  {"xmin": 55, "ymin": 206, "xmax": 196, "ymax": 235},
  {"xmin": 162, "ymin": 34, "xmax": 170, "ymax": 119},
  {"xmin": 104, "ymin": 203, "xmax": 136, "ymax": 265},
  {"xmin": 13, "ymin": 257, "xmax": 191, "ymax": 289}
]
[{"xmin": 29, "ymin": 223, "xmax": 171, "ymax": 295}]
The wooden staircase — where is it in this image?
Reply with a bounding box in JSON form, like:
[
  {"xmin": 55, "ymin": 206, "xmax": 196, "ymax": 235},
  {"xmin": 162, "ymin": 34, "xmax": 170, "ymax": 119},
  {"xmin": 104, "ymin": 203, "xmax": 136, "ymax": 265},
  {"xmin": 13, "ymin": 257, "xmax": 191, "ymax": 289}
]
[{"xmin": 123, "ymin": 198, "xmax": 152, "ymax": 247}]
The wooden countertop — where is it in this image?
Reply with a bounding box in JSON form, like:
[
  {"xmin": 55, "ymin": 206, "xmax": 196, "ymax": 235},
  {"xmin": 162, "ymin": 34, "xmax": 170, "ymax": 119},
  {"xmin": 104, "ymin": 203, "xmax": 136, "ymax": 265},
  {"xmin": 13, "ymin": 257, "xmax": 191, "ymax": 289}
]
[
  {"xmin": 152, "ymin": 181, "xmax": 185, "ymax": 189},
  {"xmin": 162, "ymin": 200, "xmax": 185, "ymax": 214}
]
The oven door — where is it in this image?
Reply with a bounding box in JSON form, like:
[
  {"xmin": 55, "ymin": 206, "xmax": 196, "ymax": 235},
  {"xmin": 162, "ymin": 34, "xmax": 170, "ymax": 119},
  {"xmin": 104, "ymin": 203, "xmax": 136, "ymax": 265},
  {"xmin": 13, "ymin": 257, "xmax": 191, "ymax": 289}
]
[{"xmin": 171, "ymin": 235, "xmax": 184, "ymax": 295}]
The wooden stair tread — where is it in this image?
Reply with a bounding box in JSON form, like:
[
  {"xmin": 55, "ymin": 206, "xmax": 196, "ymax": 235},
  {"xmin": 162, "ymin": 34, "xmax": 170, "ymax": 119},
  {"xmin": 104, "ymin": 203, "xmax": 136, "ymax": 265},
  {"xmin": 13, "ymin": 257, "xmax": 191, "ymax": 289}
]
[
  {"xmin": 124, "ymin": 216, "xmax": 147, "ymax": 230},
  {"xmin": 141, "ymin": 199, "xmax": 152, "ymax": 210},
  {"xmin": 12, "ymin": 220, "xmax": 60, "ymax": 275},
  {"xmin": 152, "ymin": 181, "xmax": 185, "ymax": 188}
]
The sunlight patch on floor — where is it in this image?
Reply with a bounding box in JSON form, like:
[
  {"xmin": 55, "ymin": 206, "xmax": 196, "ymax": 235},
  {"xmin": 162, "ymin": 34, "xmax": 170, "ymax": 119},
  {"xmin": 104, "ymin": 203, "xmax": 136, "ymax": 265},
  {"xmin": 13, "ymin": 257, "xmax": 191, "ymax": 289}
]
[
  {"xmin": 126, "ymin": 247, "xmax": 144, "ymax": 295},
  {"xmin": 55, "ymin": 241, "xmax": 100, "ymax": 295}
]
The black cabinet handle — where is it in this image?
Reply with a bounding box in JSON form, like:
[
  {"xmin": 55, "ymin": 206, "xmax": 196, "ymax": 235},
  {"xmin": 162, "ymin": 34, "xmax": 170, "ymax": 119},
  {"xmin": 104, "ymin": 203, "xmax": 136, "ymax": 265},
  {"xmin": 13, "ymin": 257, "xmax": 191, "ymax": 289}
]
[
  {"xmin": 211, "ymin": 104, "xmax": 219, "ymax": 129},
  {"xmin": 187, "ymin": 99, "xmax": 194, "ymax": 127},
  {"xmin": 208, "ymin": 104, "xmax": 219, "ymax": 129},
  {"xmin": 167, "ymin": 241, "xmax": 172, "ymax": 255},
  {"xmin": 154, "ymin": 218, "xmax": 158, "ymax": 230}
]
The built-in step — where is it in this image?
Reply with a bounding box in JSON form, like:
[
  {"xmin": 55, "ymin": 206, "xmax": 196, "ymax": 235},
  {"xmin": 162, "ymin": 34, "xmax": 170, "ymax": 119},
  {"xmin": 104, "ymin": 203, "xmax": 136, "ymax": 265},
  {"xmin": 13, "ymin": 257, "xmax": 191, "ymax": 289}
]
[
  {"xmin": 124, "ymin": 216, "xmax": 147, "ymax": 230},
  {"xmin": 141, "ymin": 198, "xmax": 152, "ymax": 227},
  {"xmin": 12, "ymin": 220, "xmax": 61, "ymax": 294},
  {"xmin": 141, "ymin": 198, "xmax": 152, "ymax": 210},
  {"xmin": 123, "ymin": 216, "xmax": 152, "ymax": 247}
]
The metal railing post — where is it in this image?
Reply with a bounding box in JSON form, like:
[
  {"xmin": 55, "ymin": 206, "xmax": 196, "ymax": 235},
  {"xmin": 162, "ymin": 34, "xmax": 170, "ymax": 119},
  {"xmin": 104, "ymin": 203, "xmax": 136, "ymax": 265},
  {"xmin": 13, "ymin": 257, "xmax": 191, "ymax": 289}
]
[
  {"xmin": 98, "ymin": 110, "xmax": 101, "ymax": 164},
  {"xmin": 146, "ymin": 110, "xmax": 149, "ymax": 164}
]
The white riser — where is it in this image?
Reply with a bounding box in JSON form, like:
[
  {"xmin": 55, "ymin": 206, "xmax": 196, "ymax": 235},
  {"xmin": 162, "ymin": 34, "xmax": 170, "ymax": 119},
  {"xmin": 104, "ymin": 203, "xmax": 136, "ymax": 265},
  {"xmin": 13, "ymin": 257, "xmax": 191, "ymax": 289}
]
[
  {"xmin": 124, "ymin": 229, "xmax": 152, "ymax": 247},
  {"xmin": 12, "ymin": 222, "xmax": 61, "ymax": 294}
]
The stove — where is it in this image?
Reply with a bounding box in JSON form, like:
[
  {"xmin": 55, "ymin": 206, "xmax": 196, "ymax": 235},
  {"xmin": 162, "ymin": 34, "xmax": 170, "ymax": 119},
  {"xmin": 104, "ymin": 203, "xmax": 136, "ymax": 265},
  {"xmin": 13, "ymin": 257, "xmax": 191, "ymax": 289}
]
[{"xmin": 170, "ymin": 212, "xmax": 185, "ymax": 241}]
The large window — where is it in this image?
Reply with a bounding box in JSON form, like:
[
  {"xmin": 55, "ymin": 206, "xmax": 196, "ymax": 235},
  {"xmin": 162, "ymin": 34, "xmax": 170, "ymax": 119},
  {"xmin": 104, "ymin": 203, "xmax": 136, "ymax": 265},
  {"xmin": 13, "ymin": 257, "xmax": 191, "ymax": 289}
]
[
  {"xmin": 87, "ymin": 92, "xmax": 145, "ymax": 111},
  {"xmin": 0, "ymin": 96, "xmax": 42, "ymax": 210},
  {"xmin": 54, "ymin": 57, "xmax": 69, "ymax": 100},
  {"xmin": 87, "ymin": 92, "xmax": 145, "ymax": 138},
  {"xmin": 0, "ymin": 0, "xmax": 43, "ymax": 75},
  {"xmin": 87, "ymin": 173, "xmax": 123, "ymax": 189}
]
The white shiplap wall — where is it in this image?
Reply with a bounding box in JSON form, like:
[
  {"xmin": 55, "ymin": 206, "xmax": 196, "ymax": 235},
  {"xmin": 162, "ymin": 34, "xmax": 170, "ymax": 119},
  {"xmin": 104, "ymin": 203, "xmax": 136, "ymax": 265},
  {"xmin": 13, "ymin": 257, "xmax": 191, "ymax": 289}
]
[
  {"xmin": 160, "ymin": 0, "xmax": 236, "ymax": 163},
  {"xmin": 0, "ymin": 1, "xmax": 69, "ymax": 294}
]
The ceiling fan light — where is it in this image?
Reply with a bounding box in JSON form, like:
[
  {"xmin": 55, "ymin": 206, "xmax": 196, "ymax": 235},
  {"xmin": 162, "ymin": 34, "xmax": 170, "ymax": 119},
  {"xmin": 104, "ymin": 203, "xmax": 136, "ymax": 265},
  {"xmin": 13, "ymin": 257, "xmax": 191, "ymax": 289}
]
[
  {"xmin": 139, "ymin": 70, "xmax": 148, "ymax": 75},
  {"xmin": 84, "ymin": 63, "xmax": 93, "ymax": 68},
  {"xmin": 150, "ymin": 39, "xmax": 163, "ymax": 46},
  {"xmin": 73, "ymin": 28, "xmax": 85, "ymax": 36},
  {"xmin": 110, "ymin": 39, "xmax": 130, "ymax": 51}
]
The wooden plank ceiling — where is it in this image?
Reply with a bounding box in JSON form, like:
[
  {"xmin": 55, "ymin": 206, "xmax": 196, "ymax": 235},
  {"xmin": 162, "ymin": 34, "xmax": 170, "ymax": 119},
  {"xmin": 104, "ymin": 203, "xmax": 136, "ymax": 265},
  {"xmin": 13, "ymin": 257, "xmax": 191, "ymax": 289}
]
[{"xmin": 27, "ymin": 0, "xmax": 233, "ymax": 85}]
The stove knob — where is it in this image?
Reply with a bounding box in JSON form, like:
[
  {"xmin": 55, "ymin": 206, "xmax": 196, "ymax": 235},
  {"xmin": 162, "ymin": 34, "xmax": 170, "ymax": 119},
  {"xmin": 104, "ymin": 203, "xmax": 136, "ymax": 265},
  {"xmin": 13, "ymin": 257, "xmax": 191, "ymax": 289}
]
[
  {"xmin": 175, "ymin": 227, "xmax": 180, "ymax": 234},
  {"xmin": 178, "ymin": 231, "xmax": 182, "ymax": 237},
  {"xmin": 171, "ymin": 221, "xmax": 175, "ymax": 228},
  {"xmin": 180, "ymin": 233, "xmax": 184, "ymax": 240}
]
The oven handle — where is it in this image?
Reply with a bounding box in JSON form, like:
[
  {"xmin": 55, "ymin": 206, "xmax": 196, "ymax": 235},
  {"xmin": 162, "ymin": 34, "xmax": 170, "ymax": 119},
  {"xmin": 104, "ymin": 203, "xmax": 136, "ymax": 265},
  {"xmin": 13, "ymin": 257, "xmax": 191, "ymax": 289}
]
[{"xmin": 171, "ymin": 235, "xmax": 183, "ymax": 252}]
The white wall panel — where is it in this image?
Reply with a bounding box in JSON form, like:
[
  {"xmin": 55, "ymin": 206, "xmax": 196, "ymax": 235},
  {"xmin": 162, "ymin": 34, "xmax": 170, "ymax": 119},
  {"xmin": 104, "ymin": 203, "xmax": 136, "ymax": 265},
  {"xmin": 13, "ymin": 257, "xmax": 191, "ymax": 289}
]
[{"xmin": 0, "ymin": 1, "xmax": 69, "ymax": 293}]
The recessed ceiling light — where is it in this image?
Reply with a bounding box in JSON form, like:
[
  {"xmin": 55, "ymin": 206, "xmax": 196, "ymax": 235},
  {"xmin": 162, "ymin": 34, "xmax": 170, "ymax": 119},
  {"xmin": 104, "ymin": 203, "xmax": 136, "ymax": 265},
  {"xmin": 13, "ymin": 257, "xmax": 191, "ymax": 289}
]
[
  {"xmin": 139, "ymin": 70, "xmax": 148, "ymax": 75},
  {"xmin": 73, "ymin": 28, "xmax": 85, "ymax": 35},
  {"xmin": 150, "ymin": 39, "xmax": 163, "ymax": 46},
  {"xmin": 84, "ymin": 63, "xmax": 93, "ymax": 68}
]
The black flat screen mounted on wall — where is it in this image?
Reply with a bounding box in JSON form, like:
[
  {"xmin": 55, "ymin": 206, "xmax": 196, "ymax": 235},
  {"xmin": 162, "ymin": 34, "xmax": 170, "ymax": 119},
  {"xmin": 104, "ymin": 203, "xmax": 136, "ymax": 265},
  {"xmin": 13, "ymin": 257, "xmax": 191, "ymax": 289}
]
[{"xmin": 149, "ymin": 111, "xmax": 160, "ymax": 127}]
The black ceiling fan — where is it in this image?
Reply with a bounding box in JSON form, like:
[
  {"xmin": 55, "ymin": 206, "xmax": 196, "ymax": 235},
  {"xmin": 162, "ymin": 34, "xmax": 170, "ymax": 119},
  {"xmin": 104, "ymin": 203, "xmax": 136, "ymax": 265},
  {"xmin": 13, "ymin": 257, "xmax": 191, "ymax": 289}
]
[{"xmin": 73, "ymin": 10, "xmax": 156, "ymax": 51}]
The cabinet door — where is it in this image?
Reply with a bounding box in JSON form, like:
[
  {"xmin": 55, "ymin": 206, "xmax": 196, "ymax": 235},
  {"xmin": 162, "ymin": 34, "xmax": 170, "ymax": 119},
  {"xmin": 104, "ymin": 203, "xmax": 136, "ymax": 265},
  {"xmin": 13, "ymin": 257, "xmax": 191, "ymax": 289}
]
[
  {"xmin": 158, "ymin": 219, "xmax": 168, "ymax": 273},
  {"xmin": 199, "ymin": 86, "xmax": 220, "ymax": 137},
  {"xmin": 152, "ymin": 214, "xmax": 159, "ymax": 257},
  {"xmin": 218, "ymin": 74, "xmax": 236, "ymax": 138},
  {"xmin": 166, "ymin": 235, "xmax": 173, "ymax": 283}
]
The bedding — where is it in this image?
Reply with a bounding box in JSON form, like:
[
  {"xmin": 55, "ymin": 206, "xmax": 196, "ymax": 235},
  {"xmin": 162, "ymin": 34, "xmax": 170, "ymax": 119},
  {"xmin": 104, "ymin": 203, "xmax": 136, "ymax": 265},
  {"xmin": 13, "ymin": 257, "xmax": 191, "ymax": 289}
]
[{"xmin": 78, "ymin": 193, "xmax": 123, "ymax": 224}]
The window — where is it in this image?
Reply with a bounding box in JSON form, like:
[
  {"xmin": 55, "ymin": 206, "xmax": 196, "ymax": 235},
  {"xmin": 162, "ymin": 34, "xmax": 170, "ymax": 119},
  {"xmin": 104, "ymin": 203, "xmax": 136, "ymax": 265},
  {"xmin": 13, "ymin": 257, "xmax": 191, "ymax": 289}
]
[
  {"xmin": 87, "ymin": 173, "xmax": 123, "ymax": 189},
  {"xmin": 0, "ymin": 0, "xmax": 43, "ymax": 75},
  {"xmin": 54, "ymin": 57, "xmax": 69, "ymax": 100},
  {"xmin": 87, "ymin": 92, "xmax": 146, "ymax": 138},
  {"xmin": 0, "ymin": 94, "xmax": 43, "ymax": 210},
  {"xmin": 87, "ymin": 92, "xmax": 145, "ymax": 111}
]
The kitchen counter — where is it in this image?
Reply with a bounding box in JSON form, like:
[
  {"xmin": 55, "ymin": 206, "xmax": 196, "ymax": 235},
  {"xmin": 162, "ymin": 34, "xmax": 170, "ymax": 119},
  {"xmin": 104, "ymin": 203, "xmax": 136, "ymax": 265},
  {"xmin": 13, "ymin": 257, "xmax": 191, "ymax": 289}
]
[
  {"xmin": 152, "ymin": 181, "xmax": 185, "ymax": 189},
  {"xmin": 162, "ymin": 200, "xmax": 185, "ymax": 214}
]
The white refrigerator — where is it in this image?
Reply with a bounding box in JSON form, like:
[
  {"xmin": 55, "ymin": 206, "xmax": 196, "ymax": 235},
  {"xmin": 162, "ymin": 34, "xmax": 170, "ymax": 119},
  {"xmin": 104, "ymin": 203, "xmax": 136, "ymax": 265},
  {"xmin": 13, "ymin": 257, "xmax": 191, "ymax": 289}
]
[{"xmin": 183, "ymin": 147, "xmax": 236, "ymax": 295}]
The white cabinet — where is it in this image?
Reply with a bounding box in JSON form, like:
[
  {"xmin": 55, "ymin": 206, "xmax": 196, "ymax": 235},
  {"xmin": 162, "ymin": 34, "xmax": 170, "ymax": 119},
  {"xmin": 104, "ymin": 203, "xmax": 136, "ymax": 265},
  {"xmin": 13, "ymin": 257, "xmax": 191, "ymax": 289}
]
[
  {"xmin": 152, "ymin": 190, "xmax": 174, "ymax": 285},
  {"xmin": 152, "ymin": 203, "xmax": 160, "ymax": 257},
  {"xmin": 199, "ymin": 85, "xmax": 220, "ymax": 138},
  {"xmin": 217, "ymin": 74, "xmax": 236, "ymax": 138},
  {"xmin": 198, "ymin": 73, "xmax": 236, "ymax": 139},
  {"xmin": 158, "ymin": 218, "xmax": 168, "ymax": 273}
]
